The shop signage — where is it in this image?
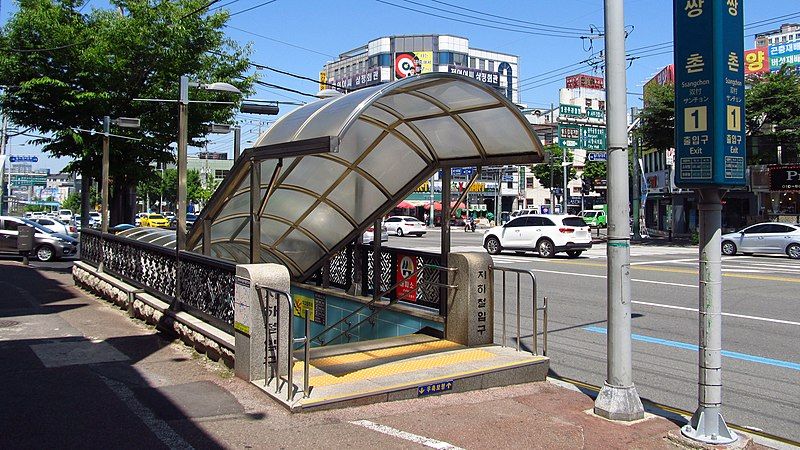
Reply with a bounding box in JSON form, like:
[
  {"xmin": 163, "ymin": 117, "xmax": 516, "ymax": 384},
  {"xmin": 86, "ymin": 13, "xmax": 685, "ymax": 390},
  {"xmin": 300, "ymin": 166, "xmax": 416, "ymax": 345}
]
[
  {"xmin": 587, "ymin": 151, "xmax": 607, "ymax": 162},
  {"xmin": 395, "ymin": 51, "xmax": 433, "ymax": 79},
  {"xmin": 674, "ymin": 0, "xmax": 746, "ymax": 187},
  {"xmin": 329, "ymin": 67, "xmax": 381, "ymax": 92},
  {"xmin": 447, "ymin": 65, "xmax": 500, "ymax": 86},
  {"xmin": 744, "ymin": 47, "xmax": 770, "ymax": 75},
  {"xmin": 565, "ymin": 73, "xmax": 604, "ymax": 90},
  {"xmin": 768, "ymin": 165, "xmax": 800, "ymax": 192}
]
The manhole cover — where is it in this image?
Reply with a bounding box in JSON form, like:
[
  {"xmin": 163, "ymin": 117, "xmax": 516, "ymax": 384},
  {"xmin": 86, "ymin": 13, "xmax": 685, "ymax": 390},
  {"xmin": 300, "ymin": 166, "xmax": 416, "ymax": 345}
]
[{"xmin": 0, "ymin": 320, "xmax": 20, "ymax": 328}]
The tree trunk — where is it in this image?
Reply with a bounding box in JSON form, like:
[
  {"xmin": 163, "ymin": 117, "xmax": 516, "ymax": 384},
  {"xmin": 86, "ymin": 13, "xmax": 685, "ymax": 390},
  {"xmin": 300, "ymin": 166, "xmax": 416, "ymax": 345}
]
[
  {"xmin": 110, "ymin": 178, "xmax": 137, "ymax": 226},
  {"xmin": 80, "ymin": 172, "xmax": 91, "ymax": 228}
]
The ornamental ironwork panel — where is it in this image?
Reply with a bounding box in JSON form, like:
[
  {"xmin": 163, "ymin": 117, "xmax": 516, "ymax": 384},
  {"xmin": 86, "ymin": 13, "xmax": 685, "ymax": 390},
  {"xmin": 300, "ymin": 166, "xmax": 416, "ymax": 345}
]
[
  {"xmin": 79, "ymin": 230, "xmax": 102, "ymax": 266},
  {"xmin": 326, "ymin": 245, "xmax": 353, "ymax": 290},
  {"xmin": 179, "ymin": 253, "xmax": 235, "ymax": 327}
]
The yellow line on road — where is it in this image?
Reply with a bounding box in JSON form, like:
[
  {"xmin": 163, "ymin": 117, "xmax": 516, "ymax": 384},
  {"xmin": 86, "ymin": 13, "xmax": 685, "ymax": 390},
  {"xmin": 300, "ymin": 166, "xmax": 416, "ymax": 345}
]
[{"xmin": 530, "ymin": 259, "xmax": 800, "ymax": 283}]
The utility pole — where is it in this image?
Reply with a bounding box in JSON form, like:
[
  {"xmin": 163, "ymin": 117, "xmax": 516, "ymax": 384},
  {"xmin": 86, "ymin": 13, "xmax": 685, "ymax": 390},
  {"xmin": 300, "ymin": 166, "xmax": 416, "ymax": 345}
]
[
  {"xmin": 101, "ymin": 116, "xmax": 110, "ymax": 233},
  {"xmin": 177, "ymin": 75, "xmax": 189, "ymax": 252},
  {"xmin": 0, "ymin": 113, "xmax": 7, "ymax": 215},
  {"xmin": 593, "ymin": 0, "xmax": 645, "ymax": 421}
]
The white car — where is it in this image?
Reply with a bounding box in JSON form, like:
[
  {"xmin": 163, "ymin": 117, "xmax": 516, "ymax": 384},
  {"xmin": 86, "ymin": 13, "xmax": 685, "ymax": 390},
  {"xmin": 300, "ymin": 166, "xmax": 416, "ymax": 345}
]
[
  {"xmin": 30, "ymin": 217, "xmax": 78, "ymax": 237},
  {"xmin": 384, "ymin": 216, "xmax": 427, "ymax": 237},
  {"xmin": 89, "ymin": 211, "xmax": 102, "ymax": 227},
  {"xmin": 721, "ymin": 222, "xmax": 800, "ymax": 259},
  {"xmin": 362, "ymin": 223, "xmax": 389, "ymax": 244},
  {"xmin": 58, "ymin": 209, "xmax": 74, "ymax": 223},
  {"xmin": 483, "ymin": 214, "xmax": 592, "ymax": 258},
  {"xmin": 134, "ymin": 212, "xmax": 148, "ymax": 226}
]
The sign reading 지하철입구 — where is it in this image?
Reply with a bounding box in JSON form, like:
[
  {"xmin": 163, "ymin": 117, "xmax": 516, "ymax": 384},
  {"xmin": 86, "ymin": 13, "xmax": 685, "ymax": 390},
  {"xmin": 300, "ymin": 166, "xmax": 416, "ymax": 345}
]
[{"xmin": 673, "ymin": 0, "xmax": 746, "ymax": 187}]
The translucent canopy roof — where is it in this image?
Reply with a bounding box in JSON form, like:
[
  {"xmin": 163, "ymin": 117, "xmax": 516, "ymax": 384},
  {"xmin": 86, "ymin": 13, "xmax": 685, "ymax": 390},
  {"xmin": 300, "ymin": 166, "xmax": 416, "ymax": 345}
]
[{"xmin": 186, "ymin": 73, "xmax": 544, "ymax": 279}]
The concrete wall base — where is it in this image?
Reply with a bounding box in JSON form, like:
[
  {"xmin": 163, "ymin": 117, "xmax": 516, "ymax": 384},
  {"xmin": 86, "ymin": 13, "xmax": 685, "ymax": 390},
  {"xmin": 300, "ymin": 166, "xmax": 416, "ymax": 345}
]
[
  {"xmin": 72, "ymin": 261, "xmax": 235, "ymax": 369},
  {"xmin": 593, "ymin": 382, "xmax": 645, "ymax": 421}
]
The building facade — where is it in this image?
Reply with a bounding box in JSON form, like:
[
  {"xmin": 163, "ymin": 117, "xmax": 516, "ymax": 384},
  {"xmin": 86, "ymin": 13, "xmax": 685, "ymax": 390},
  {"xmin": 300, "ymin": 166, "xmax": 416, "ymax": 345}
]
[{"xmin": 321, "ymin": 34, "xmax": 519, "ymax": 103}]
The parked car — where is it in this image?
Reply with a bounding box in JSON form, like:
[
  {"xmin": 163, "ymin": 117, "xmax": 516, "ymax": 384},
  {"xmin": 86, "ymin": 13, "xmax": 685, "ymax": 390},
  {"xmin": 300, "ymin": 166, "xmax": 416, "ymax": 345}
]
[
  {"xmin": 30, "ymin": 217, "xmax": 78, "ymax": 238},
  {"xmin": 88, "ymin": 211, "xmax": 102, "ymax": 228},
  {"xmin": 362, "ymin": 223, "xmax": 389, "ymax": 244},
  {"xmin": 169, "ymin": 213, "xmax": 197, "ymax": 229},
  {"xmin": 109, "ymin": 223, "xmax": 136, "ymax": 234},
  {"xmin": 140, "ymin": 213, "xmax": 170, "ymax": 228},
  {"xmin": 580, "ymin": 209, "xmax": 607, "ymax": 228},
  {"xmin": 134, "ymin": 212, "xmax": 148, "ymax": 226},
  {"xmin": 483, "ymin": 214, "xmax": 592, "ymax": 258},
  {"xmin": 0, "ymin": 216, "xmax": 79, "ymax": 262},
  {"xmin": 510, "ymin": 208, "xmax": 538, "ymax": 218},
  {"xmin": 385, "ymin": 216, "xmax": 427, "ymax": 237},
  {"xmin": 58, "ymin": 209, "xmax": 74, "ymax": 223},
  {"xmin": 721, "ymin": 222, "xmax": 800, "ymax": 259}
]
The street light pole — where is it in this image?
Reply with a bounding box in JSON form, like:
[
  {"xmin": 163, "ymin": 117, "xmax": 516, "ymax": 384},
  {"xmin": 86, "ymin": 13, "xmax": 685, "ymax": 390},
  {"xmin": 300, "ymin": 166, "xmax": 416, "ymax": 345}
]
[
  {"xmin": 593, "ymin": 0, "xmax": 645, "ymax": 421},
  {"xmin": 562, "ymin": 146, "xmax": 568, "ymax": 214},
  {"xmin": 101, "ymin": 116, "xmax": 110, "ymax": 233},
  {"xmin": 177, "ymin": 75, "xmax": 189, "ymax": 252}
]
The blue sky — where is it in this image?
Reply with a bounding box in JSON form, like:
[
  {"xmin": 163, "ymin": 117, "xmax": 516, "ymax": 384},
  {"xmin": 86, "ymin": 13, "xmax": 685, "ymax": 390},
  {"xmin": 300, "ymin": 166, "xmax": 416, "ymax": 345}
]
[{"xmin": 2, "ymin": 0, "xmax": 799, "ymax": 172}]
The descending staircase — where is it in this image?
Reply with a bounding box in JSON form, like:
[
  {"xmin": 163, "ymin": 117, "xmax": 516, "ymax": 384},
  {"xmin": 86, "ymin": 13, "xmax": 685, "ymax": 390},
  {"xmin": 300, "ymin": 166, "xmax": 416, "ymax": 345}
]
[{"xmin": 253, "ymin": 333, "xmax": 549, "ymax": 412}]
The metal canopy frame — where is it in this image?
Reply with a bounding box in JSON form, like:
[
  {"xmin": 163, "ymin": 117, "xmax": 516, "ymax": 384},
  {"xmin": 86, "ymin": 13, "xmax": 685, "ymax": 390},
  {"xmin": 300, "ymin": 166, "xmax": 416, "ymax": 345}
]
[{"xmin": 180, "ymin": 73, "xmax": 545, "ymax": 281}]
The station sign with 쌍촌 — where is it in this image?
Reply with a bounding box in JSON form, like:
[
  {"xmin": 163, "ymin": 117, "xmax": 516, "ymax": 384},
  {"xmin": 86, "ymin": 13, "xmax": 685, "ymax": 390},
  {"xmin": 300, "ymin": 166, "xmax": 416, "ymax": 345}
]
[{"xmin": 673, "ymin": 0, "xmax": 746, "ymax": 187}]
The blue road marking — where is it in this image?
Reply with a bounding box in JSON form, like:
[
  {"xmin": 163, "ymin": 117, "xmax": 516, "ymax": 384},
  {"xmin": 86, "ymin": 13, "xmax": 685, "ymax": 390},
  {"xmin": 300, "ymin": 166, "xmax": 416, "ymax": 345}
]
[{"xmin": 583, "ymin": 326, "xmax": 800, "ymax": 372}]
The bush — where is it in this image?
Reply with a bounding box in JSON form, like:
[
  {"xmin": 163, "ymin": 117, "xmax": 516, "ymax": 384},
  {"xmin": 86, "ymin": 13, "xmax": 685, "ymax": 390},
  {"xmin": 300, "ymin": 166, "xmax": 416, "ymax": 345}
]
[{"xmin": 690, "ymin": 230, "xmax": 699, "ymax": 245}]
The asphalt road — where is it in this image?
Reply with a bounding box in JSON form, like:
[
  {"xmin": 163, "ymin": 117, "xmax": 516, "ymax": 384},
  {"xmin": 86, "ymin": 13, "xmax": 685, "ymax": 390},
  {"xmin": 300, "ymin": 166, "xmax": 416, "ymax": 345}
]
[{"xmin": 386, "ymin": 228, "xmax": 800, "ymax": 442}]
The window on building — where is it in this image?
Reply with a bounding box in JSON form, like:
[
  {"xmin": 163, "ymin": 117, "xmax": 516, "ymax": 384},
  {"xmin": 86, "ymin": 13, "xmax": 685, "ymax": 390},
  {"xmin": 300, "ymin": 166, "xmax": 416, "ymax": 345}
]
[
  {"xmin": 453, "ymin": 53, "xmax": 467, "ymax": 66},
  {"xmin": 215, "ymin": 169, "xmax": 230, "ymax": 179},
  {"xmin": 526, "ymin": 177, "xmax": 534, "ymax": 188},
  {"xmin": 379, "ymin": 53, "xmax": 391, "ymax": 66},
  {"xmin": 598, "ymin": 100, "xmax": 606, "ymax": 110},
  {"xmin": 488, "ymin": 61, "xmax": 494, "ymax": 72},
  {"xmin": 470, "ymin": 57, "xmax": 476, "ymax": 68},
  {"xmin": 585, "ymin": 98, "xmax": 592, "ymax": 108},
  {"xmin": 437, "ymin": 52, "xmax": 453, "ymax": 65},
  {"xmin": 506, "ymin": 180, "xmax": 513, "ymax": 189},
  {"xmin": 479, "ymin": 59, "xmax": 485, "ymax": 70}
]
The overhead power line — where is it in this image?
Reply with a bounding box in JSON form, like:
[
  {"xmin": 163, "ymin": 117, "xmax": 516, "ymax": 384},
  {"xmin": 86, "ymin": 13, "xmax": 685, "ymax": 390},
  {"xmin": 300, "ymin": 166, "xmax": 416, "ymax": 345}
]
[
  {"xmin": 224, "ymin": 25, "xmax": 336, "ymax": 58},
  {"xmin": 427, "ymin": 0, "xmax": 594, "ymax": 33},
  {"xmin": 252, "ymin": 79, "xmax": 317, "ymax": 98},
  {"xmin": 229, "ymin": 0, "xmax": 279, "ymax": 17},
  {"xmin": 374, "ymin": 0, "xmax": 601, "ymax": 39}
]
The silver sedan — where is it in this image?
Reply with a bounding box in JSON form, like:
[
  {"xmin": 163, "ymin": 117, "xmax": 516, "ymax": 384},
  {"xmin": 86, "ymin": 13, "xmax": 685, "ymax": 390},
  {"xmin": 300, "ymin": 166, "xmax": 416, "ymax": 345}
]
[{"xmin": 721, "ymin": 222, "xmax": 800, "ymax": 259}]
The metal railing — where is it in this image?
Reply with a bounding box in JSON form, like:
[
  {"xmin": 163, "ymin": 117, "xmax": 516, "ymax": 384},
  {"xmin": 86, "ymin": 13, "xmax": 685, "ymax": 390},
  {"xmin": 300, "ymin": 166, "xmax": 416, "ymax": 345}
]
[
  {"xmin": 255, "ymin": 285, "xmax": 311, "ymax": 401},
  {"xmin": 311, "ymin": 263, "xmax": 457, "ymax": 347},
  {"xmin": 489, "ymin": 265, "xmax": 548, "ymax": 356},
  {"xmin": 80, "ymin": 229, "xmax": 236, "ymax": 333}
]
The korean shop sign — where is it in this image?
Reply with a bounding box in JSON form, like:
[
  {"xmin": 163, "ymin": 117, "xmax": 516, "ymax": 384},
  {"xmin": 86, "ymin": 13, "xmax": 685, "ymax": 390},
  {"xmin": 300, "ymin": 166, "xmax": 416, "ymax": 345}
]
[{"xmin": 673, "ymin": 0, "xmax": 746, "ymax": 187}]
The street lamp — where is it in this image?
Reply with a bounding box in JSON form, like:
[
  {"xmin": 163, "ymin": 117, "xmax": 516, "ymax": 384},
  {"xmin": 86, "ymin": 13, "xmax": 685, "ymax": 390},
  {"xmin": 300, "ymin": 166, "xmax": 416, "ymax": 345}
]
[
  {"xmin": 177, "ymin": 76, "xmax": 242, "ymax": 252},
  {"xmin": 562, "ymin": 160, "xmax": 573, "ymax": 214},
  {"xmin": 101, "ymin": 116, "xmax": 140, "ymax": 234}
]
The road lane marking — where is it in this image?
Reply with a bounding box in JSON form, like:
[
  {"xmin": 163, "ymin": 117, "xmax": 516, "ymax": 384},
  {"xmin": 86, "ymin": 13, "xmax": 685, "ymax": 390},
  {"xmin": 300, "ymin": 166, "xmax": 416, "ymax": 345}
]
[
  {"xmin": 631, "ymin": 301, "xmax": 800, "ymax": 327},
  {"xmin": 630, "ymin": 258, "xmax": 696, "ymax": 265},
  {"xmin": 350, "ymin": 420, "xmax": 464, "ymax": 450},
  {"xmin": 519, "ymin": 268, "xmax": 697, "ymax": 288},
  {"xmin": 583, "ymin": 326, "xmax": 800, "ymax": 371}
]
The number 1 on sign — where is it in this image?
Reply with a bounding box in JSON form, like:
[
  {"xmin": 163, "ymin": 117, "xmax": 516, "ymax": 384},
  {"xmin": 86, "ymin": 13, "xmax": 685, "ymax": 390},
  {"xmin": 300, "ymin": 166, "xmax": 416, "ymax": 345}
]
[
  {"xmin": 684, "ymin": 106, "xmax": 708, "ymax": 132},
  {"xmin": 727, "ymin": 105, "xmax": 741, "ymax": 131}
]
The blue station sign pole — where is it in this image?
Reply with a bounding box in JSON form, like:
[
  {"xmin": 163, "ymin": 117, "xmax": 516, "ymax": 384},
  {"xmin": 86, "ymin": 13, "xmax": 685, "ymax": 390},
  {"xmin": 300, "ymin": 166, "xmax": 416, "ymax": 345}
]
[{"xmin": 674, "ymin": 0, "xmax": 743, "ymax": 445}]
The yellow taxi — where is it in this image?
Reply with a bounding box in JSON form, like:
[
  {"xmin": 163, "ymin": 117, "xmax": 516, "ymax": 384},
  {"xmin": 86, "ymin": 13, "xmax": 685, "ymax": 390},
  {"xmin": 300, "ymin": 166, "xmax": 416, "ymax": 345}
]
[{"xmin": 140, "ymin": 213, "xmax": 170, "ymax": 228}]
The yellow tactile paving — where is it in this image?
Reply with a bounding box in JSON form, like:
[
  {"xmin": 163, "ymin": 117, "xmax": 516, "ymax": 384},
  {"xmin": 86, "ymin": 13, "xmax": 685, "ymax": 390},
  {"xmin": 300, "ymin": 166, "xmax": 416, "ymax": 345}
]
[
  {"xmin": 309, "ymin": 340, "xmax": 463, "ymax": 370},
  {"xmin": 306, "ymin": 348, "xmax": 496, "ymax": 388}
]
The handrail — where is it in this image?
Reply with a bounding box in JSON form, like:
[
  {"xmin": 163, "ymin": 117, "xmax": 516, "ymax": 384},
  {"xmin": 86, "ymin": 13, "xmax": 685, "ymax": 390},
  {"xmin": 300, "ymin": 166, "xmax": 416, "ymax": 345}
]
[
  {"xmin": 489, "ymin": 265, "xmax": 548, "ymax": 356},
  {"xmin": 310, "ymin": 264, "xmax": 457, "ymax": 346},
  {"xmin": 255, "ymin": 284, "xmax": 311, "ymax": 401}
]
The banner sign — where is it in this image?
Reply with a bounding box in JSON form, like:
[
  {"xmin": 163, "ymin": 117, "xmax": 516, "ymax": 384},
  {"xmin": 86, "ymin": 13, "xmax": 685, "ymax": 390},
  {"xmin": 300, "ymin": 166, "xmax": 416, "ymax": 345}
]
[
  {"xmin": 329, "ymin": 67, "xmax": 381, "ymax": 92},
  {"xmin": 395, "ymin": 51, "xmax": 433, "ymax": 79},
  {"xmin": 768, "ymin": 42, "xmax": 800, "ymax": 71},
  {"xmin": 768, "ymin": 165, "xmax": 800, "ymax": 192},
  {"xmin": 673, "ymin": 0, "xmax": 746, "ymax": 187},
  {"xmin": 565, "ymin": 73, "xmax": 604, "ymax": 90},
  {"xmin": 396, "ymin": 254, "xmax": 418, "ymax": 303},
  {"xmin": 744, "ymin": 47, "xmax": 770, "ymax": 75},
  {"xmin": 447, "ymin": 65, "xmax": 500, "ymax": 87}
]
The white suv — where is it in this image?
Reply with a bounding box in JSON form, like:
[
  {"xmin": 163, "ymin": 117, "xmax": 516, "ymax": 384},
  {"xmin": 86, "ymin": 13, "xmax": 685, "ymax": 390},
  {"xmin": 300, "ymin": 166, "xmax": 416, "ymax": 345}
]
[{"xmin": 483, "ymin": 214, "xmax": 592, "ymax": 258}]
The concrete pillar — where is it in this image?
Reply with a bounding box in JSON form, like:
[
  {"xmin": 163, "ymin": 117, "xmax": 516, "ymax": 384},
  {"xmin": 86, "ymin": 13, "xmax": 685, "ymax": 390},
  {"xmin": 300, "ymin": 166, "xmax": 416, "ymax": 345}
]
[
  {"xmin": 445, "ymin": 252, "xmax": 493, "ymax": 346},
  {"xmin": 234, "ymin": 263, "xmax": 290, "ymax": 382}
]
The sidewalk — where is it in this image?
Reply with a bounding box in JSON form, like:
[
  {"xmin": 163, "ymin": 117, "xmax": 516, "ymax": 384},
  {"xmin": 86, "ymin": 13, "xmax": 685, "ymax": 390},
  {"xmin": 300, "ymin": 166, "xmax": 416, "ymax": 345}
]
[{"xmin": 0, "ymin": 259, "xmax": 768, "ymax": 449}]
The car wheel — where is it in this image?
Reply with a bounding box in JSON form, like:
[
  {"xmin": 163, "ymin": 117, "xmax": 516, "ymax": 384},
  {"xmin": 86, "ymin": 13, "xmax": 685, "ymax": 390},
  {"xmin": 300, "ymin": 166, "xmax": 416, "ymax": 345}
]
[
  {"xmin": 36, "ymin": 245, "xmax": 55, "ymax": 262},
  {"xmin": 566, "ymin": 250, "xmax": 582, "ymax": 258},
  {"xmin": 788, "ymin": 243, "xmax": 800, "ymax": 260},
  {"xmin": 396, "ymin": 227, "xmax": 404, "ymax": 237},
  {"xmin": 536, "ymin": 239, "xmax": 555, "ymax": 258},
  {"xmin": 721, "ymin": 241, "xmax": 737, "ymax": 256},
  {"xmin": 485, "ymin": 236, "xmax": 502, "ymax": 255}
]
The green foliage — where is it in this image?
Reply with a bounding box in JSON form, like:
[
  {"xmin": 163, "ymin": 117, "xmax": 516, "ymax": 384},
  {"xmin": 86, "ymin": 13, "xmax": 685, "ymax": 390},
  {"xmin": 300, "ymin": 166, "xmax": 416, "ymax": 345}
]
[
  {"xmin": 530, "ymin": 144, "xmax": 577, "ymax": 190},
  {"xmin": 62, "ymin": 192, "xmax": 82, "ymax": 214},
  {"xmin": 23, "ymin": 204, "xmax": 49, "ymax": 212},
  {"xmin": 745, "ymin": 66, "xmax": 800, "ymax": 163},
  {"xmin": 136, "ymin": 167, "xmax": 209, "ymax": 209},
  {"xmin": 0, "ymin": 0, "xmax": 255, "ymax": 200},
  {"xmin": 636, "ymin": 82, "xmax": 675, "ymax": 151},
  {"xmin": 582, "ymin": 160, "xmax": 607, "ymax": 183}
]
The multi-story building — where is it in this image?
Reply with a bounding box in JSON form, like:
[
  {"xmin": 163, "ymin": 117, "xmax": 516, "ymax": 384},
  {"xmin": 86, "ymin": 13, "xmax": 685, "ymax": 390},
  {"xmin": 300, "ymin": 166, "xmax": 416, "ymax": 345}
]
[
  {"xmin": 754, "ymin": 23, "xmax": 800, "ymax": 48},
  {"xmin": 321, "ymin": 34, "xmax": 519, "ymax": 104}
]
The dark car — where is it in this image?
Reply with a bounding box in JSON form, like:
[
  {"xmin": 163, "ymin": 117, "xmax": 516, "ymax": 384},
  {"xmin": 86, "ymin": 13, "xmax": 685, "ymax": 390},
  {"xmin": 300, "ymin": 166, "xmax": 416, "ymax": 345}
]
[
  {"xmin": 169, "ymin": 213, "xmax": 197, "ymax": 229},
  {"xmin": 0, "ymin": 216, "xmax": 79, "ymax": 262}
]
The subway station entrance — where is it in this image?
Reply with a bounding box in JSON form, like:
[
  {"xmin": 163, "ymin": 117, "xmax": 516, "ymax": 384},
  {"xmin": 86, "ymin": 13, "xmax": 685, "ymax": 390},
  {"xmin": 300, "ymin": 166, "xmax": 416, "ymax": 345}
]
[{"xmin": 90, "ymin": 73, "xmax": 551, "ymax": 411}]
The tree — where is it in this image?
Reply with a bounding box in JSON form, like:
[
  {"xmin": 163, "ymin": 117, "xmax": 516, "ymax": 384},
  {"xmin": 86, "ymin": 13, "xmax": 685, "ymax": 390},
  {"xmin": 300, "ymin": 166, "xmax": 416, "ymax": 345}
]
[
  {"xmin": 582, "ymin": 160, "xmax": 607, "ymax": 184},
  {"xmin": 531, "ymin": 144, "xmax": 577, "ymax": 190},
  {"xmin": 745, "ymin": 66, "xmax": 800, "ymax": 164},
  {"xmin": 62, "ymin": 192, "xmax": 82, "ymax": 215},
  {"xmin": 636, "ymin": 82, "xmax": 675, "ymax": 151},
  {"xmin": 0, "ymin": 0, "xmax": 255, "ymax": 225}
]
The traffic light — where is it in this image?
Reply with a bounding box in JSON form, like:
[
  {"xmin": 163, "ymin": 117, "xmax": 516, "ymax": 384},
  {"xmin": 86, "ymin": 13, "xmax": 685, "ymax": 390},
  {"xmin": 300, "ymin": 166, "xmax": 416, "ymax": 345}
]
[{"xmin": 581, "ymin": 177, "xmax": 591, "ymax": 195}]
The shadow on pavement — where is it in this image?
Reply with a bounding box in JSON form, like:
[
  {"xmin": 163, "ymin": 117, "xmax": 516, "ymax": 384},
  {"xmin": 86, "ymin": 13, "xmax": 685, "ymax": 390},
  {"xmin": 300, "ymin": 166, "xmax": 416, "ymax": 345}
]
[{"xmin": 0, "ymin": 261, "xmax": 239, "ymax": 449}]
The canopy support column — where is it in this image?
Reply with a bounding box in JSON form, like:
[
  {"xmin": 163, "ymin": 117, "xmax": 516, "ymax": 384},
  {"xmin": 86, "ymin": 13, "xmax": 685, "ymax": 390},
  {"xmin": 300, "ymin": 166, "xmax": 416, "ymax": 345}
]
[
  {"xmin": 441, "ymin": 168, "xmax": 451, "ymax": 318},
  {"xmin": 250, "ymin": 160, "xmax": 261, "ymax": 263}
]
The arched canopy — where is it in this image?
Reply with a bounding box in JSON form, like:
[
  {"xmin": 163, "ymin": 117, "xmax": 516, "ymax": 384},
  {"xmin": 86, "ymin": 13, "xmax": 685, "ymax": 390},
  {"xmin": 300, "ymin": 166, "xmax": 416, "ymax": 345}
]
[{"xmin": 187, "ymin": 73, "xmax": 545, "ymax": 279}]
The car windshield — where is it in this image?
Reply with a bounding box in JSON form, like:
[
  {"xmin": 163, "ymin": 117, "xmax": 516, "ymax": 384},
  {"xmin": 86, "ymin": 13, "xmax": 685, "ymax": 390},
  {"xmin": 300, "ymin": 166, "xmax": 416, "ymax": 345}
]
[
  {"xmin": 19, "ymin": 218, "xmax": 56, "ymax": 234},
  {"xmin": 563, "ymin": 217, "xmax": 588, "ymax": 227},
  {"xmin": 149, "ymin": 214, "xmax": 165, "ymax": 220}
]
